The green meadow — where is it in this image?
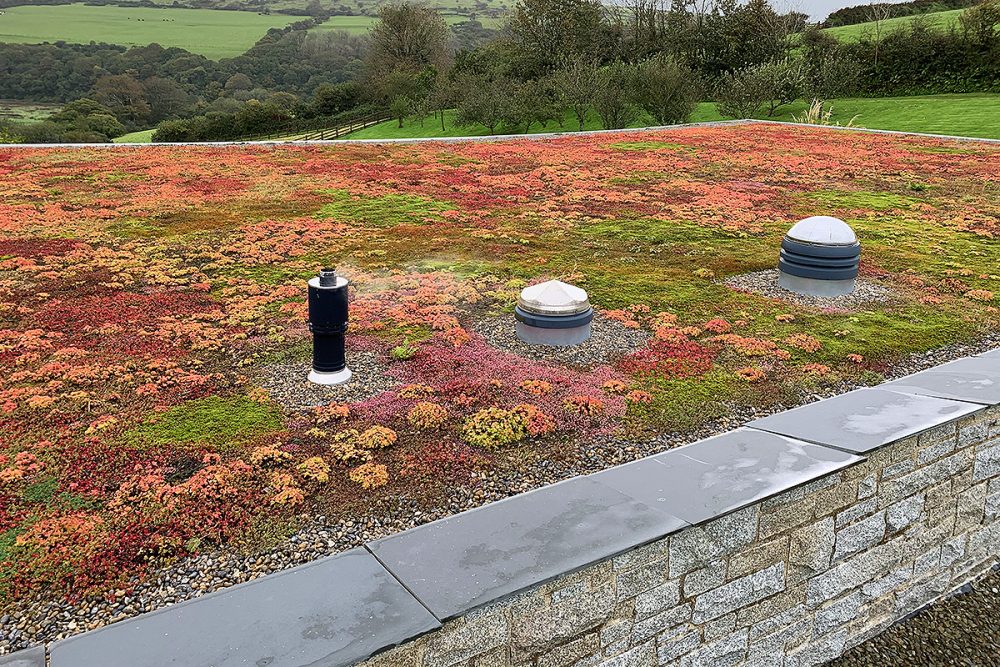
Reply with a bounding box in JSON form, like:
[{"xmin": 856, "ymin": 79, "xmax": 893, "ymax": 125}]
[{"xmin": 0, "ymin": 4, "xmax": 299, "ymax": 59}]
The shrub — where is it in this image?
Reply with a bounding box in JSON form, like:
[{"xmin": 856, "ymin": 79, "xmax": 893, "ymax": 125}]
[
  {"xmin": 462, "ymin": 407, "xmax": 528, "ymax": 449},
  {"xmin": 329, "ymin": 431, "xmax": 372, "ymax": 464},
  {"xmin": 390, "ymin": 342, "xmax": 417, "ymax": 361},
  {"xmin": 715, "ymin": 60, "xmax": 804, "ymax": 120},
  {"xmin": 407, "ymin": 401, "xmax": 449, "ymax": 429},
  {"xmin": 357, "ymin": 426, "xmax": 398, "ymax": 450},
  {"xmin": 563, "ymin": 395, "xmax": 605, "ymax": 417},
  {"xmin": 735, "ymin": 366, "xmax": 766, "ymax": 382},
  {"xmin": 520, "ymin": 379, "xmax": 553, "ymax": 395},
  {"xmin": 349, "ymin": 462, "xmax": 389, "ymax": 489},
  {"xmin": 632, "ymin": 55, "xmax": 700, "ymax": 125},
  {"xmin": 785, "ymin": 334, "xmax": 822, "ymax": 353},
  {"xmin": 296, "ymin": 457, "xmax": 331, "ymax": 483},
  {"xmin": 249, "ymin": 446, "xmax": 293, "ymax": 468},
  {"xmin": 512, "ymin": 403, "xmax": 556, "ymax": 436}
]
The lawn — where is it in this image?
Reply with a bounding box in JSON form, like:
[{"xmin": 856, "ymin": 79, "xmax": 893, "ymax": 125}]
[
  {"xmin": 0, "ymin": 125, "xmax": 997, "ymax": 623},
  {"xmin": 112, "ymin": 129, "xmax": 156, "ymax": 144},
  {"xmin": 0, "ymin": 4, "xmax": 299, "ymax": 59},
  {"xmin": 347, "ymin": 94, "xmax": 1000, "ymax": 140},
  {"xmin": 823, "ymin": 9, "xmax": 967, "ymax": 42}
]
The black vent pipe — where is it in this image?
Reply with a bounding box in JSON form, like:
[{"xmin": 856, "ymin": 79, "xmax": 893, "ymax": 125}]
[{"xmin": 308, "ymin": 268, "xmax": 352, "ymax": 385}]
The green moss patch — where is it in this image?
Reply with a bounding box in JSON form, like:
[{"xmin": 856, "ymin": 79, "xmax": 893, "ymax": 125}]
[
  {"xmin": 317, "ymin": 189, "xmax": 456, "ymax": 228},
  {"xmin": 127, "ymin": 396, "xmax": 284, "ymax": 450},
  {"xmin": 800, "ymin": 190, "xmax": 923, "ymax": 212}
]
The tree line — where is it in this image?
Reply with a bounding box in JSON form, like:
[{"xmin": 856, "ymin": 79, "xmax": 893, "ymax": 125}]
[{"xmin": 1, "ymin": 0, "xmax": 998, "ymax": 143}]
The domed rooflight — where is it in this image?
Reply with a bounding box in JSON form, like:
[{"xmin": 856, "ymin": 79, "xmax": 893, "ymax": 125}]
[
  {"xmin": 778, "ymin": 216, "xmax": 861, "ymax": 297},
  {"xmin": 515, "ymin": 280, "xmax": 594, "ymax": 346}
]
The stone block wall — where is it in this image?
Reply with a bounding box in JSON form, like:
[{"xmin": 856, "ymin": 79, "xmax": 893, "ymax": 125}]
[{"xmin": 364, "ymin": 406, "xmax": 1000, "ymax": 667}]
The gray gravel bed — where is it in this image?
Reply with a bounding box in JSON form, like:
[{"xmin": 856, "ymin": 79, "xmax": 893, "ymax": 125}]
[
  {"xmin": 474, "ymin": 313, "xmax": 651, "ymax": 367},
  {"xmin": 2, "ymin": 333, "xmax": 999, "ymax": 655},
  {"xmin": 255, "ymin": 351, "xmax": 391, "ymax": 410},
  {"xmin": 825, "ymin": 566, "xmax": 1000, "ymax": 667},
  {"xmin": 724, "ymin": 269, "xmax": 895, "ymax": 310}
]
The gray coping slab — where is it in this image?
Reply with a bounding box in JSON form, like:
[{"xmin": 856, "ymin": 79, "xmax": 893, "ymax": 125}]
[
  {"xmin": 882, "ymin": 356, "xmax": 1000, "ymax": 405},
  {"xmin": 591, "ymin": 428, "xmax": 863, "ymax": 525},
  {"xmin": 0, "ymin": 646, "xmax": 44, "ymax": 667},
  {"xmin": 368, "ymin": 476, "xmax": 686, "ymax": 620},
  {"xmin": 976, "ymin": 347, "xmax": 1000, "ymax": 359},
  {"xmin": 746, "ymin": 388, "xmax": 983, "ymax": 454},
  {"xmin": 49, "ymin": 548, "xmax": 439, "ymax": 667}
]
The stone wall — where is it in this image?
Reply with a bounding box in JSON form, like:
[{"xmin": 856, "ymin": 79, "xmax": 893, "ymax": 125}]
[{"xmin": 363, "ymin": 405, "xmax": 1000, "ymax": 667}]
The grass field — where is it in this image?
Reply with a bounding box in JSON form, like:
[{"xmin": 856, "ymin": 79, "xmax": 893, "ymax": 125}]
[
  {"xmin": 0, "ymin": 4, "xmax": 299, "ymax": 59},
  {"xmin": 138, "ymin": 0, "xmax": 513, "ymax": 18},
  {"xmin": 345, "ymin": 94, "xmax": 1000, "ymax": 141},
  {"xmin": 0, "ymin": 100, "xmax": 56, "ymax": 123},
  {"xmin": 823, "ymin": 9, "xmax": 966, "ymax": 41},
  {"xmin": 113, "ymin": 129, "xmax": 156, "ymax": 143},
  {"xmin": 309, "ymin": 12, "xmax": 500, "ymax": 34}
]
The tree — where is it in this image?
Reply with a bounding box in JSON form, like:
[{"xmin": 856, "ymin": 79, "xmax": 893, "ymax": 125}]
[
  {"xmin": 367, "ymin": 2, "xmax": 451, "ymax": 76},
  {"xmin": 758, "ymin": 59, "xmax": 803, "ymax": 116},
  {"xmin": 142, "ymin": 77, "xmax": 192, "ymax": 122},
  {"xmin": 506, "ymin": 0, "xmax": 611, "ymax": 76},
  {"xmin": 455, "ymin": 73, "xmax": 512, "ymax": 134},
  {"xmin": 553, "ymin": 60, "xmax": 600, "ymax": 131},
  {"xmin": 864, "ymin": 3, "xmax": 893, "ymax": 68},
  {"xmin": 716, "ymin": 62, "xmax": 764, "ymax": 119},
  {"xmin": 960, "ymin": 0, "xmax": 1000, "ymax": 47},
  {"xmin": 632, "ymin": 54, "xmax": 698, "ymax": 125},
  {"xmin": 307, "ymin": 82, "xmax": 363, "ymax": 117},
  {"xmin": 91, "ymin": 74, "xmax": 151, "ymax": 126},
  {"xmin": 593, "ymin": 60, "xmax": 639, "ymax": 130}
]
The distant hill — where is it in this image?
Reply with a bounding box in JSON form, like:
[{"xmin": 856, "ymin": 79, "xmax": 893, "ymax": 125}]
[
  {"xmin": 823, "ymin": 7, "xmax": 968, "ymax": 40},
  {"xmin": 823, "ymin": 0, "xmax": 977, "ymax": 27},
  {"xmin": 0, "ymin": 0, "xmax": 513, "ymax": 19}
]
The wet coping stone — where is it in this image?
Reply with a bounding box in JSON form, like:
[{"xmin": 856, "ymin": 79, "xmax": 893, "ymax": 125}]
[
  {"xmin": 592, "ymin": 428, "xmax": 862, "ymax": 525},
  {"xmin": 368, "ymin": 476, "xmax": 687, "ymax": 620},
  {"xmin": 747, "ymin": 387, "xmax": 984, "ymax": 454},
  {"xmin": 48, "ymin": 548, "xmax": 440, "ymax": 667},
  {"xmin": 0, "ymin": 646, "xmax": 44, "ymax": 667},
  {"xmin": 883, "ymin": 356, "xmax": 1000, "ymax": 406}
]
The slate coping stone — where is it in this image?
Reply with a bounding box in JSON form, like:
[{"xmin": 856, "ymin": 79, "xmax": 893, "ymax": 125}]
[
  {"xmin": 0, "ymin": 646, "xmax": 45, "ymax": 667},
  {"xmin": 747, "ymin": 388, "xmax": 983, "ymax": 454},
  {"xmin": 48, "ymin": 548, "xmax": 439, "ymax": 667},
  {"xmin": 883, "ymin": 357, "xmax": 1000, "ymax": 405},
  {"xmin": 592, "ymin": 428, "xmax": 863, "ymax": 525},
  {"xmin": 977, "ymin": 348, "xmax": 1000, "ymax": 359},
  {"xmin": 368, "ymin": 476, "xmax": 687, "ymax": 620}
]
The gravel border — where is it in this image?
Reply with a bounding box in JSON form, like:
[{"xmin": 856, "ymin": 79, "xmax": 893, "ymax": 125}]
[
  {"xmin": 473, "ymin": 313, "xmax": 651, "ymax": 367},
  {"xmin": 2, "ymin": 332, "xmax": 999, "ymax": 655},
  {"xmin": 826, "ymin": 565, "xmax": 1000, "ymax": 667},
  {"xmin": 255, "ymin": 351, "xmax": 392, "ymax": 410},
  {"xmin": 724, "ymin": 269, "xmax": 896, "ymax": 310}
]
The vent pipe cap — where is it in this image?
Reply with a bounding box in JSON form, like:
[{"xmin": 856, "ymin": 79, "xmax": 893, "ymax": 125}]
[
  {"xmin": 786, "ymin": 216, "xmax": 858, "ymax": 246},
  {"xmin": 517, "ymin": 280, "xmax": 591, "ymax": 317}
]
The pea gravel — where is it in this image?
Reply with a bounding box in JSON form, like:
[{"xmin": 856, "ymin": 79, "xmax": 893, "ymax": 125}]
[
  {"xmin": 725, "ymin": 269, "xmax": 895, "ymax": 310},
  {"xmin": 473, "ymin": 312, "xmax": 650, "ymax": 367},
  {"xmin": 255, "ymin": 351, "xmax": 391, "ymax": 410},
  {"xmin": 826, "ymin": 566, "xmax": 1000, "ymax": 667},
  {"xmin": 1, "ymin": 333, "xmax": 999, "ymax": 656}
]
